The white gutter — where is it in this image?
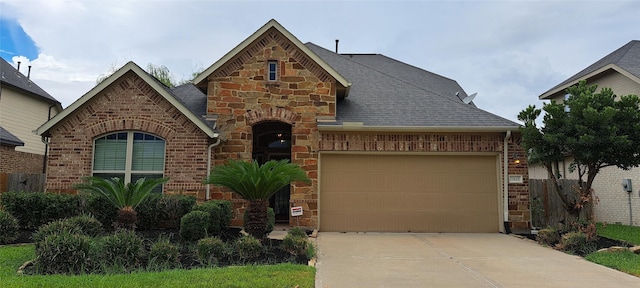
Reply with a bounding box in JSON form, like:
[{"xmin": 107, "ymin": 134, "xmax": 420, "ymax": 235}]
[
  {"xmin": 206, "ymin": 137, "xmax": 222, "ymax": 200},
  {"xmin": 503, "ymin": 130, "xmax": 511, "ymax": 233}
]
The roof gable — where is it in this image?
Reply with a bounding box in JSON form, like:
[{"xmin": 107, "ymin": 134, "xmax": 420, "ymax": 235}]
[
  {"xmin": 0, "ymin": 57, "xmax": 62, "ymax": 111},
  {"xmin": 36, "ymin": 62, "xmax": 217, "ymax": 138},
  {"xmin": 193, "ymin": 19, "xmax": 349, "ymax": 90},
  {"xmin": 540, "ymin": 40, "xmax": 640, "ymax": 99}
]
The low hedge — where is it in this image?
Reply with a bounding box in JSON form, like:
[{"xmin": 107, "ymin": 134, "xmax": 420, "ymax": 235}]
[{"xmin": 1, "ymin": 191, "xmax": 197, "ymax": 231}]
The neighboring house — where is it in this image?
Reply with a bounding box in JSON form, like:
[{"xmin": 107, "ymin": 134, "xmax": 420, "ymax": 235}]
[
  {"xmin": 36, "ymin": 20, "xmax": 529, "ymax": 233},
  {"xmin": 535, "ymin": 40, "xmax": 640, "ymax": 226},
  {"xmin": 0, "ymin": 57, "xmax": 62, "ymax": 174}
]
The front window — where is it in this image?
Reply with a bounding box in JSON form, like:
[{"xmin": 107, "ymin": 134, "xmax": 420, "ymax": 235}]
[
  {"xmin": 93, "ymin": 131, "xmax": 165, "ymax": 193},
  {"xmin": 267, "ymin": 60, "xmax": 278, "ymax": 81}
]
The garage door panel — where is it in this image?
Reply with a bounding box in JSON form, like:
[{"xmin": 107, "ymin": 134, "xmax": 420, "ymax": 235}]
[{"xmin": 320, "ymin": 154, "xmax": 499, "ymax": 232}]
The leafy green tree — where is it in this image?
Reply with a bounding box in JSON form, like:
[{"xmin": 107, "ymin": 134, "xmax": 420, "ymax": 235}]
[
  {"xmin": 519, "ymin": 80, "xmax": 640, "ymax": 220},
  {"xmin": 146, "ymin": 63, "xmax": 175, "ymax": 87},
  {"xmin": 204, "ymin": 159, "xmax": 310, "ymax": 239},
  {"xmin": 74, "ymin": 177, "xmax": 169, "ymax": 230}
]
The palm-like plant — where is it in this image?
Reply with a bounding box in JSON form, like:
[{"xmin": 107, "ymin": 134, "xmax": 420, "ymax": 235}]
[
  {"xmin": 74, "ymin": 176, "xmax": 169, "ymax": 230},
  {"xmin": 204, "ymin": 159, "xmax": 310, "ymax": 239}
]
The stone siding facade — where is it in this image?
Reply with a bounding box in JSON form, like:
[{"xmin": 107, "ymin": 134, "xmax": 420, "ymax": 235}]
[
  {"xmin": 45, "ymin": 72, "xmax": 212, "ymax": 198},
  {"xmin": 204, "ymin": 28, "xmax": 336, "ymax": 226}
]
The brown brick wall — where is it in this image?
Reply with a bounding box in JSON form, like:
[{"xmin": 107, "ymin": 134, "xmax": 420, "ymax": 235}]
[
  {"xmin": 204, "ymin": 30, "xmax": 336, "ymax": 227},
  {"xmin": 0, "ymin": 145, "xmax": 44, "ymax": 174},
  {"xmin": 45, "ymin": 72, "xmax": 212, "ymax": 199},
  {"xmin": 319, "ymin": 131, "xmax": 530, "ymax": 230}
]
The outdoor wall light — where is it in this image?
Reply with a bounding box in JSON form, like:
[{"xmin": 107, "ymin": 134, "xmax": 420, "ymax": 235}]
[{"xmin": 513, "ymin": 152, "xmax": 520, "ymax": 164}]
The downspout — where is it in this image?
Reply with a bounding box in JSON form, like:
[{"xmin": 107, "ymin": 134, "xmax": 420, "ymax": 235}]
[
  {"xmin": 503, "ymin": 130, "xmax": 511, "ymax": 234},
  {"xmin": 206, "ymin": 137, "xmax": 221, "ymax": 201}
]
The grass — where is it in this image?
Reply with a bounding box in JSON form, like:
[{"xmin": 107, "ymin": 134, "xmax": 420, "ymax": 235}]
[
  {"xmin": 0, "ymin": 244, "xmax": 315, "ymax": 288},
  {"xmin": 586, "ymin": 250, "xmax": 640, "ymax": 277},
  {"xmin": 596, "ymin": 223, "xmax": 640, "ymax": 245},
  {"xmin": 585, "ymin": 223, "xmax": 640, "ymax": 277}
]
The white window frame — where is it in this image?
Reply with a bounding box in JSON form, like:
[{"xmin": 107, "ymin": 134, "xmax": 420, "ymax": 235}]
[{"xmin": 92, "ymin": 131, "xmax": 165, "ymax": 191}]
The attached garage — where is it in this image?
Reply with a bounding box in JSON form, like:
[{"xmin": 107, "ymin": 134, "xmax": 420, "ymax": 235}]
[{"xmin": 319, "ymin": 153, "xmax": 500, "ymax": 232}]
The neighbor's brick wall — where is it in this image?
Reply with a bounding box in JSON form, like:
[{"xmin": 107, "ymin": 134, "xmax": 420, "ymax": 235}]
[
  {"xmin": 319, "ymin": 132, "xmax": 530, "ymax": 230},
  {"xmin": 0, "ymin": 145, "xmax": 44, "ymax": 174},
  {"xmin": 45, "ymin": 72, "xmax": 212, "ymax": 199},
  {"xmin": 204, "ymin": 28, "xmax": 336, "ymax": 227}
]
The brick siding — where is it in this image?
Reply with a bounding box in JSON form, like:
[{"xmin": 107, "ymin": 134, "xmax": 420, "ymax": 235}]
[
  {"xmin": 0, "ymin": 145, "xmax": 44, "ymax": 174},
  {"xmin": 45, "ymin": 72, "xmax": 212, "ymax": 198}
]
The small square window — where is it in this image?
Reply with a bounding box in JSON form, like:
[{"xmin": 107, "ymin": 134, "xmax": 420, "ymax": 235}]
[{"xmin": 268, "ymin": 61, "xmax": 277, "ymax": 81}]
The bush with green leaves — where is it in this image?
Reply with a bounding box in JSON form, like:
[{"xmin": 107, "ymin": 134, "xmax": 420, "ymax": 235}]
[
  {"xmin": 0, "ymin": 210, "xmax": 20, "ymax": 244},
  {"xmin": 197, "ymin": 236, "xmax": 229, "ymax": 266},
  {"xmin": 536, "ymin": 227, "xmax": 561, "ymax": 246},
  {"xmin": 98, "ymin": 229, "xmax": 144, "ymax": 271},
  {"xmin": 136, "ymin": 194, "xmax": 196, "ymax": 230},
  {"xmin": 34, "ymin": 231, "xmax": 96, "ymax": 275},
  {"xmin": 1, "ymin": 191, "xmax": 79, "ymax": 229},
  {"xmin": 281, "ymin": 227, "xmax": 313, "ymax": 258},
  {"xmin": 32, "ymin": 219, "xmax": 84, "ymax": 250},
  {"xmin": 180, "ymin": 210, "xmax": 210, "ymax": 242},
  {"xmin": 559, "ymin": 231, "xmax": 597, "ymax": 255},
  {"xmin": 80, "ymin": 193, "xmax": 118, "ymax": 230},
  {"xmin": 66, "ymin": 214, "xmax": 103, "ymax": 237},
  {"xmin": 234, "ymin": 235, "xmax": 262, "ymax": 260},
  {"xmin": 191, "ymin": 200, "xmax": 232, "ymax": 236},
  {"xmin": 148, "ymin": 237, "xmax": 180, "ymax": 270}
]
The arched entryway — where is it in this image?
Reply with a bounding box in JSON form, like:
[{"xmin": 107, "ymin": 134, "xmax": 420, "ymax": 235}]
[{"xmin": 252, "ymin": 121, "xmax": 292, "ymax": 223}]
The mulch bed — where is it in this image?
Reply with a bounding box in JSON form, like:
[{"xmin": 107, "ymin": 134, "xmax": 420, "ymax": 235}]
[{"xmin": 516, "ymin": 232, "xmax": 632, "ymax": 256}]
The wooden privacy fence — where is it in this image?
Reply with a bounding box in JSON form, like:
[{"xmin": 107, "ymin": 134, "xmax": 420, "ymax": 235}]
[
  {"xmin": 529, "ymin": 179, "xmax": 593, "ymax": 229},
  {"xmin": 0, "ymin": 173, "xmax": 46, "ymax": 193}
]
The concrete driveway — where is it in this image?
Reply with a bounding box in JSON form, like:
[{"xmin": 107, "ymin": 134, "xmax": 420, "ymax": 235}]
[{"xmin": 314, "ymin": 233, "xmax": 640, "ymax": 288}]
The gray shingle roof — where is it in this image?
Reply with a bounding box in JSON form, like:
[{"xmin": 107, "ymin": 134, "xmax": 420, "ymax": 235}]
[
  {"xmin": 0, "ymin": 126, "xmax": 24, "ymax": 146},
  {"xmin": 306, "ymin": 43, "xmax": 519, "ymax": 128},
  {"xmin": 0, "ymin": 57, "xmax": 60, "ymax": 105},
  {"xmin": 171, "ymin": 83, "xmax": 216, "ymax": 128},
  {"xmin": 541, "ymin": 40, "xmax": 640, "ymax": 98}
]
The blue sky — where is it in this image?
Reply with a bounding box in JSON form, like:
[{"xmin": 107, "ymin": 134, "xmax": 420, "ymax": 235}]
[
  {"xmin": 1, "ymin": 0, "xmax": 639, "ymax": 123},
  {"xmin": 0, "ymin": 18, "xmax": 38, "ymax": 60}
]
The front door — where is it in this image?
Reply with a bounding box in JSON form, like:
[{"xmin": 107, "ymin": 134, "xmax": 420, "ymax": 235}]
[{"xmin": 252, "ymin": 122, "xmax": 292, "ymax": 223}]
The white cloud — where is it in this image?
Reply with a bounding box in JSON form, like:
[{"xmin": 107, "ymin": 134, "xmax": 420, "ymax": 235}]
[{"xmin": 3, "ymin": 0, "xmax": 639, "ymax": 122}]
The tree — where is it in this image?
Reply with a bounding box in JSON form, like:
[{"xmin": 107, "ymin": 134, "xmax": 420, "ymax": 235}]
[
  {"xmin": 204, "ymin": 159, "xmax": 310, "ymax": 239},
  {"xmin": 519, "ymin": 80, "xmax": 640, "ymax": 221},
  {"xmin": 74, "ymin": 177, "xmax": 169, "ymax": 230},
  {"xmin": 146, "ymin": 63, "xmax": 175, "ymax": 87}
]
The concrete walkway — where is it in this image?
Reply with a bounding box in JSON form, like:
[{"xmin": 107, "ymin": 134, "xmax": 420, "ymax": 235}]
[{"xmin": 314, "ymin": 233, "xmax": 640, "ymax": 288}]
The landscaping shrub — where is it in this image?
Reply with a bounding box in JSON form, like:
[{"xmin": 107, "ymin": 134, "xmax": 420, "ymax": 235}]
[
  {"xmin": 80, "ymin": 193, "xmax": 118, "ymax": 229},
  {"xmin": 536, "ymin": 227, "xmax": 561, "ymax": 246},
  {"xmin": 148, "ymin": 236, "xmax": 180, "ymax": 270},
  {"xmin": 244, "ymin": 207, "xmax": 275, "ymax": 236},
  {"xmin": 180, "ymin": 211, "xmax": 210, "ymax": 242},
  {"xmin": 1, "ymin": 191, "xmax": 79, "ymax": 229},
  {"xmin": 0, "ymin": 210, "xmax": 20, "ymax": 244},
  {"xmin": 35, "ymin": 231, "xmax": 96, "ymax": 275},
  {"xmin": 127, "ymin": 194, "xmax": 197, "ymax": 230},
  {"xmin": 66, "ymin": 214, "xmax": 103, "ymax": 237},
  {"xmin": 32, "ymin": 219, "xmax": 84, "ymax": 250},
  {"xmin": 197, "ymin": 236, "xmax": 229, "ymax": 266},
  {"xmin": 559, "ymin": 231, "xmax": 597, "ymax": 255},
  {"xmin": 281, "ymin": 227, "xmax": 313, "ymax": 258},
  {"xmin": 98, "ymin": 229, "xmax": 144, "ymax": 271},
  {"xmin": 234, "ymin": 235, "xmax": 262, "ymax": 260},
  {"xmin": 191, "ymin": 200, "xmax": 232, "ymax": 236}
]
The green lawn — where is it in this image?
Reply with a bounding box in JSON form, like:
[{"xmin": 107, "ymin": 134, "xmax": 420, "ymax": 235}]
[
  {"xmin": 0, "ymin": 244, "xmax": 315, "ymax": 288},
  {"xmin": 586, "ymin": 223, "xmax": 640, "ymax": 277},
  {"xmin": 596, "ymin": 223, "xmax": 640, "ymax": 245}
]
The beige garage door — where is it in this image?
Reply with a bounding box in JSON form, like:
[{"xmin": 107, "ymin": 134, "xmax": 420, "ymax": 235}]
[{"xmin": 319, "ymin": 154, "xmax": 499, "ymax": 232}]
